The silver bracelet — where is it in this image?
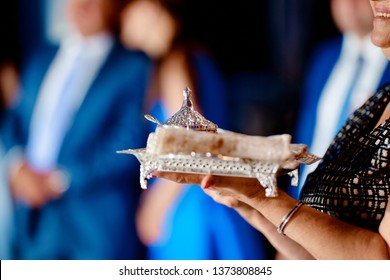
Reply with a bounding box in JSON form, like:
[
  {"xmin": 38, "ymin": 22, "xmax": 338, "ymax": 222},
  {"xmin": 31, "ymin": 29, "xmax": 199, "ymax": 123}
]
[{"xmin": 277, "ymin": 200, "xmax": 305, "ymax": 235}]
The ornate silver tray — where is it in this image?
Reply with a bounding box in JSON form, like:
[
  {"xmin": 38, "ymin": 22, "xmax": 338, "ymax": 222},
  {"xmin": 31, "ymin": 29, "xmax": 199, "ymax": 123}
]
[
  {"xmin": 118, "ymin": 88, "xmax": 320, "ymax": 197},
  {"xmin": 118, "ymin": 145, "xmax": 319, "ymax": 197}
]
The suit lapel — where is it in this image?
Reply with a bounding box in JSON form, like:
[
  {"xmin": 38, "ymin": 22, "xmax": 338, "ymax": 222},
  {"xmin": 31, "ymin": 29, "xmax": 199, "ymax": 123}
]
[
  {"xmin": 57, "ymin": 41, "xmax": 122, "ymax": 159},
  {"xmin": 22, "ymin": 45, "xmax": 58, "ymax": 144}
]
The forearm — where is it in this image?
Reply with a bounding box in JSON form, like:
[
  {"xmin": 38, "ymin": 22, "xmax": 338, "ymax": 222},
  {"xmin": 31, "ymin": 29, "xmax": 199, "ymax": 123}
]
[
  {"xmin": 234, "ymin": 202, "xmax": 314, "ymax": 259},
  {"xmin": 136, "ymin": 179, "xmax": 184, "ymax": 244},
  {"xmin": 245, "ymin": 190, "xmax": 390, "ymax": 259},
  {"xmin": 158, "ymin": 174, "xmax": 390, "ymax": 259}
]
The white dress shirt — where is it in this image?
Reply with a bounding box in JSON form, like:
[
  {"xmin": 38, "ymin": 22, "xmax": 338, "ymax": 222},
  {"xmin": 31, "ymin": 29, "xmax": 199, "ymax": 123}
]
[{"xmin": 26, "ymin": 32, "xmax": 114, "ymax": 172}]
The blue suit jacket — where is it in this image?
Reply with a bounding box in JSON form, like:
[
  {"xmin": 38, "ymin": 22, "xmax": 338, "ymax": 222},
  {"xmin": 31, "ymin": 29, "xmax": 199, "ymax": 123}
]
[
  {"xmin": 291, "ymin": 36, "xmax": 390, "ymax": 198},
  {"xmin": 3, "ymin": 40, "xmax": 151, "ymax": 259}
]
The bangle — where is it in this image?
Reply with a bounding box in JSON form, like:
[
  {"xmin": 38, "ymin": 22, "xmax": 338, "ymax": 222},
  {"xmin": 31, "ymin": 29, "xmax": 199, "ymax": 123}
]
[{"xmin": 277, "ymin": 200, "xmax": 305, "ymax": 235}]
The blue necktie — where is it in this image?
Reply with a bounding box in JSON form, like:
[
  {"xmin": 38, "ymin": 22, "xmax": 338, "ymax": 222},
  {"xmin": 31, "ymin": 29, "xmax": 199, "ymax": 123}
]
[{"xmin": 335, "ymin": 55, "xmax": 364, "ymax": 132}]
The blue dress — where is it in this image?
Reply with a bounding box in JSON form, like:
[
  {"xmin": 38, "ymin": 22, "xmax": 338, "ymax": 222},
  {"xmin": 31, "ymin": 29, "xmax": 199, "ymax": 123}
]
[{"xmin": 146, "ymin": 51, "xmax": 271, "ymax": 260}]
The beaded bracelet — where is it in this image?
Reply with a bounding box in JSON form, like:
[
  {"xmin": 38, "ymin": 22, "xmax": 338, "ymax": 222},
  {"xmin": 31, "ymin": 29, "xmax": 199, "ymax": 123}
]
[{"xmin": 277, "ymin": 200, "xmax": 305, "ymax": 235}]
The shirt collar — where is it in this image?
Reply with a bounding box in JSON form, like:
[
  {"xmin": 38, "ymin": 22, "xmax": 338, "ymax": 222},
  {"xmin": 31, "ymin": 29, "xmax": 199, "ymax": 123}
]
[
  {"xmin": 342, "ymin": 32, "xmax": 385, "ymax": 63},
  {"xmin": 60, "ymin": 31, "xmax": 114, "ymax": 58}
]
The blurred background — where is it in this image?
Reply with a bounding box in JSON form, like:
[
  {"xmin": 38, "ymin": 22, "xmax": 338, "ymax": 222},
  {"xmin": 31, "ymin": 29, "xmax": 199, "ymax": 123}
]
[{"xmin": 1, "ymin": 0, "xmax": 338, "ymax": 137}]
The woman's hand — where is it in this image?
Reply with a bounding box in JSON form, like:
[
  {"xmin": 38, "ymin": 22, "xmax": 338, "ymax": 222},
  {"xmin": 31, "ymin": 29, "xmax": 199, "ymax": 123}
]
[
  {"xmin": 153, "ymin": 171, "xmax": 204, "ymax": 185},
  {"xmin": 200, "ymin": 174, "xmax": 266, "ymax": 204},
  {"xmin": 200, "ymin": 175, "xmax": 315, "ymax": 260},
  {"xmin": 151, "ymin": 158, "xmax": 311, "ymax": 259},
  {"xmin": 153, "ymin": 172, "xmax": 267, "ymax": 204}
]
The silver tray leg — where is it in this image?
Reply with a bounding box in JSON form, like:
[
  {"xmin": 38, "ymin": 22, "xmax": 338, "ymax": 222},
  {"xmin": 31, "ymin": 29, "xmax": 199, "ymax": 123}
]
[{"xmin": 256, "ymin": 173, "xmax": 278, "ymax": 197}]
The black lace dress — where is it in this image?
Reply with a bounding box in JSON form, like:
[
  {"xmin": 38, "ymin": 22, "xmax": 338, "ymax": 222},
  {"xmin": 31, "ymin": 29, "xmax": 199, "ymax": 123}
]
[{"xmin": 301, "ymin": 85, "xmax": 390, "ymax": 232}]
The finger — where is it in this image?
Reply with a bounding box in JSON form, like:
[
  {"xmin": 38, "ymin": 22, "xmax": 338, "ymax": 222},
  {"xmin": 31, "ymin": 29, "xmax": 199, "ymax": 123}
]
[
  {"xmin": 211, "ymin": 176, "xmax": 261, "ymax": 188},
  {"xmin": 201, "ymin": 174, "xmax": 264, "ymax": 199},
  {"xmin": 153, "ymin": 171, "xmax": 204, "ymax": 185},
  {"xmin": 203, "ymin": 188, "xmax": 245, "ymax": 209},
  {"xmin": 202, "ymin": 174, "xmax": 260, "ymax": 188},
  {"xmin": 200, "ymin": 174, "xmax": 213, "ymax": 189},
  {"xmin": 44, "ymin": 170, "xmax": 69, "ymax": 199}
]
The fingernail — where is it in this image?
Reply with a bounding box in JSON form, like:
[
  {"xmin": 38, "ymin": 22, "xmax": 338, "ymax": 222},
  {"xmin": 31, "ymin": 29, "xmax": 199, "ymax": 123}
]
[{"xmin": 202, "ymin": 181, "xmax": 210, "ymax": 189}]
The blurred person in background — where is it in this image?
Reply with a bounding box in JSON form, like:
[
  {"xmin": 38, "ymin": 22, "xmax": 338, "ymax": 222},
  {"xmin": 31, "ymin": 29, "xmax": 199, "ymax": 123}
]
[
  {"xmin": 0, "ymin": 63, "xmax": 19, "ymax": 260},
  {"xmin": 120, "ymin": 0, "xmax": 272, "ymax": 259},
  {"xmin": 0, "ymin": 1, "xmax": 20, "ymax": 260},
  {"xmin": 1, "ymin": 0, "xmax": 151, "ymax": 259},
  {"xmin": 291, "ymin": 0, "xmax": 390, "ymax": 199}
]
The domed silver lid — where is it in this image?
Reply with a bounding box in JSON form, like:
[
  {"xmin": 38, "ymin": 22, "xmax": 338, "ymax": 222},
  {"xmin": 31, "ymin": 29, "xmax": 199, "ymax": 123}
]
[{"xmin": 145, "ymin": 87, "xmax": 218, "ymax": 133}]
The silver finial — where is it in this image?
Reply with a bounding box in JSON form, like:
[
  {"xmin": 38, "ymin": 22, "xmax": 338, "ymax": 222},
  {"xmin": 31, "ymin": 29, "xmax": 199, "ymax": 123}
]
[
  {"xmin": 182, "ymin": 87, "xmax": 193, "ymax": 109},
  {"xmin": 144, "ymin": 87, "xmax": 217, "ymax": 132},
  {"xmin": 183, "ymin": 87, "xmax": 192, "ymax": 99}
]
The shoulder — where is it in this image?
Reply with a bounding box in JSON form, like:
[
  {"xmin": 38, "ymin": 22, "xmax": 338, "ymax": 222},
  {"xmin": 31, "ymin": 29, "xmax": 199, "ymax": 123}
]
[
  {"xmin": 21, "ymin": 43, "xmax": 58, "ymax": 67},
  {"xmin": 18, "ymin": 43, "xmax": 58, "ymax": 100},
  {"xmin": 20, "ymin": 43, "xmax": 58, "ymax": 75},
  {"xmin": 102, "ymin": 41, "xmax": 152, "ymax": 88},
  {"xmin": 377, "ymin": 83, "xmax": 390, "ymax": 93},
  {"xmin": 302, "ymin": 36, "xmax": 343, "ymax": 85},
  {"xmin": 109, "ymin": 41, "xmax": 151, "ymax": 68},
  {"xmin": 312, "ymin": 36, "xmax": 343, "ymax": 58},
  {"xmin": 99, "ymin": 41, "xmax": 151, "ymax": 101},
  {"xmin": 305, "ymin": 36, "xmax": 343, "ymax": 71}
]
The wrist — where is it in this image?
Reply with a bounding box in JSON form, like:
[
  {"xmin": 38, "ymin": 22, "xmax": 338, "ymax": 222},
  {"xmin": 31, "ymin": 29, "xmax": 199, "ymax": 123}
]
[
  {"xmin": 277, "ymin": 200, "xmax": 305, "ymax": 235},
  {"xmin": 5, "ymin": 146, "xmax": 25, "ymax": 183},
  {"xmin": 239, "ymin": 185, "xmax": 271, "ymax": 212},
  {"xmin": 243, "ymin": 187, "xmax": 300, "ymax": 224}
]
